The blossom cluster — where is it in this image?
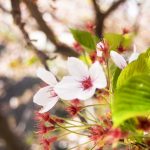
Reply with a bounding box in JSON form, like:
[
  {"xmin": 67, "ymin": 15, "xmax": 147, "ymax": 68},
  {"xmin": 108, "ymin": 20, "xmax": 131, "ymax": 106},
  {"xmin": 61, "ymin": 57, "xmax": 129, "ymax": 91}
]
[
  {"xmin": 33, "ymin": 33, "xmax": 150, "ymax": 149},
  {"xmin": 33, "ymin": 42, "xmax": 139, "ymax": 113}
]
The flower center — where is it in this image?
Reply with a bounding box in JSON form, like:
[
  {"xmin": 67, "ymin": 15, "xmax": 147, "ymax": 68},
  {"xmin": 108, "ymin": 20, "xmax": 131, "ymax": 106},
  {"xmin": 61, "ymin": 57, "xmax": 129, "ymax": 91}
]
[
  {"xmin": 49, "ymin": 87, "xmax": 57, "ymax": 97},
  {"xmin": 81, "ymin": 77, "xmax": 93, "ymax": 90},
  {"xmin": 50, "ymin": 90, "xmax": 57, "ymax": 97}
]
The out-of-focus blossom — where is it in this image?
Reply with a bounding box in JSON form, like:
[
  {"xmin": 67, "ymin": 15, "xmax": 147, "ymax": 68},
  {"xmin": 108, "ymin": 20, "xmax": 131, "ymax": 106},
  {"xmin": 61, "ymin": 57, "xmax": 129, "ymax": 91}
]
[
  {"xmin": 122, "ymin": 27, "xmax": 130, "ymax": 35},
  {"xmin": 33, "ymin": 68, "xmax": 59, "ymax": 113},
  {"xmin": 73, "ymin": 42, "xmax": 84, "ymax": 53},
  {"xmin": 54, "ymin": 57, "xmax": 107, "ymax": 100},
  {"xmin": 85, "ymin": 21, "xmax": 95, "ymax": 33},
  {"xmin": 96, "ymin": 40, "xmax": 109, "ymax": 59}
]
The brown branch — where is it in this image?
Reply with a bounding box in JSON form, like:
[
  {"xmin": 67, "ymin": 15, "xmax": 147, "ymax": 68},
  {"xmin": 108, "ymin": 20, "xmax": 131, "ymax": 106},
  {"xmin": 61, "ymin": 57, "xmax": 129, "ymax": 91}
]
[
  {"xmin": 92, "ymin": 0, "xmax": 127, "ymax": 37},
  {"xmin": 23, "ymin": 0, "xmax": 58, "ymax": 45},
  {"xmin": 104, "ymin": 0, "xmax": 127, "ymax": 17},
  {"xmin": 0, "ymin": 112, "xmax": 30, "ymax": 150},
  {"xmin": 23, "ymin": 0, "xmax": 78, "ymax": 57},
  {"xmin": 92, "ymin": 0, "xmax": 103, "ymax": 17},
  {"xmin": 92, "ymin": 0, "xmax": 105, "ymax": 37},
  {"xmin": 11, "ymin": 0, "xmax": 50, "ymax": 70}
]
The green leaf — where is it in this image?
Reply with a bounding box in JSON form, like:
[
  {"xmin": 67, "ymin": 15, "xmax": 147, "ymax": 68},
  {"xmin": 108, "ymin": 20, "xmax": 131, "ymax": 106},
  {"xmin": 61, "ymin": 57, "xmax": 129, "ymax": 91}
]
[
  {"xmin": 122, "ymin": 33, "xmax": 134, "ymax": 49},
  {"xmin": 25, "ymin": 56, "xmax": 39, "ymax": 65},
  {"xmin": 104, "ymin": 33, "xmax": 134, "ymax": 51},
  {"xmin": 70, "ymin": 29, "xmax": 99, "ymax": 52},
  {"xmin": 121, "ymin": 119, "xmax": 137, "ymax": 132},
  {"xmin": 79, "ymin": 54, "xmax": 92, "ymax": 65},
  {"xmin": 117, "ymin": 48, "xmax": 150, "ymax": 88},
  {"xmin": 112, "ymin": 68, "xmax": 121, "ymax": 91},
  {"xmin": 112, "ymin": 74, "xmax": 150, "ymax": 127},
  {"xmin": 104, "ymin": 33, "xmax": 123, "ymax": 50}
]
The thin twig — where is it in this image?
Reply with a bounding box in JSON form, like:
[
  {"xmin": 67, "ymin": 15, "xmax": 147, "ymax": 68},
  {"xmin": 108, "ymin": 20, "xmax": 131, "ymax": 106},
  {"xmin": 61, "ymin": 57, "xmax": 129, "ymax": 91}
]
[
  {"xmin": 11, "ymin": 0, "xmax": 50, "ymax": 70},
  {"xmin": 23, "ymin": 0, "xmax": 78, "ymax": 57},
  {"xmin": 91, "ymin": 0, "xmax": 127, "ymax": 37},
  {"xmin": 104, "ymin": 0, "xmax": 127, "ymax": 17}
]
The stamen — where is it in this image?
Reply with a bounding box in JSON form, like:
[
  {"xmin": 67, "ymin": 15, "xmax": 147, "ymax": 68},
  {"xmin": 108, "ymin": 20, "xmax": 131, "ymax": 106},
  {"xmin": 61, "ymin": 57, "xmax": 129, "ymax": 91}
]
[{"xmin": 81, "ymin": 77, "xmax": 93, "ymax": 90}]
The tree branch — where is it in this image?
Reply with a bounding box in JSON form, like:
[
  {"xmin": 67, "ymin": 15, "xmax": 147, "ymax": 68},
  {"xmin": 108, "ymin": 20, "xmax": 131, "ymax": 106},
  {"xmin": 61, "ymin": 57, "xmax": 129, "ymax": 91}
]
[
  {"xmin": 23, "ymin": 0, "xmax": 78, "ymax": 57},
  {"xmin": 23, "ymin": 0, "xmax": 58, "ymax": 45},
  {"xmin": 92, "ymin": 0, "xmax": 103, "ymax": 17},
  {"xmin": 104, "ymin": 0, "xmax": 127, "ymax": 17},
  {"xmin": 92, "ymin": 0, "xmax": 127, "ymax": 37},
  {"xmin": 11, "ymin": 0, "xmax": 50, "ymax": 70},
  {"xmin": 91, "ymin": 0, "xmax": 105, "ymax": 37}
]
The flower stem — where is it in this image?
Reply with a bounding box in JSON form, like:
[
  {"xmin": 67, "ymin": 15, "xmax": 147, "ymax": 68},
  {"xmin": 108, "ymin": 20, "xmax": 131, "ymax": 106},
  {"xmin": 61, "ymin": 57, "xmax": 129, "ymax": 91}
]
[
  {"xmin": 55, "ymin": 122, "xmax": 89, "ymax": 136},
  {"xmin": 78, "ymin": 112, "xmax": 97, "ymax": 123},
  {"xmin": 82, "ymin": 103, "xmax": 107, "ymax": 109}
]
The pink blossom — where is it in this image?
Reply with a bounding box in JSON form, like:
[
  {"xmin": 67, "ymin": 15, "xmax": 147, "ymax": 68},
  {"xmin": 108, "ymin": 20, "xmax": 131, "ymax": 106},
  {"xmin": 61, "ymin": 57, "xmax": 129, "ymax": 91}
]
[
  {"xmin": 33, "ymin": 68, "xmax": 59, "ymax": 113},
  {"xmin": 54, "ymin": 57, "xmax": 107, "ymax": 100}
]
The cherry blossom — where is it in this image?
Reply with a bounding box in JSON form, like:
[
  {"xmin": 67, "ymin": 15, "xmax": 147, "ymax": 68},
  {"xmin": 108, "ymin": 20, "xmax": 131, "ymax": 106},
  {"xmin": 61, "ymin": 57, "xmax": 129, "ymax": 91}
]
[
  {"xmin": 96, "ymin": 41, "xmax": 109, "ymax": 59},
  {"xmin": 33, "ymin": 68, "xmax": 59, "ymax": 113},
  {"xmin": 54, "ymin": 57, "xmax": 107, "ymax": 100},
  {"xmin": 110, "ymin": 45, "xmax": 139, "ymax": 69}
]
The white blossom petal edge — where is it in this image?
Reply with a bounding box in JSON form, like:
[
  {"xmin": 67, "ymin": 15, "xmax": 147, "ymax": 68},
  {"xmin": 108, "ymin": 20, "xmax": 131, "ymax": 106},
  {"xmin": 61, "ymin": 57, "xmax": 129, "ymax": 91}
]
[
  {"xmin": 54, "ymin": 57, "xmax": 107, "ymax": 100},
  {"xmin": 110, "ymin": 51, "xmax": 127, "ymax": 69},
  {"xmin": 110, "ymin": 46, "xmax": 140, "ymax": 69},
  {"xmin": 33, "ymin": 68, "xmax": 59, "ymax": 113},
  {"xmin": 128, "ymin": 45, "xmax": 140, "ymax": 63}
]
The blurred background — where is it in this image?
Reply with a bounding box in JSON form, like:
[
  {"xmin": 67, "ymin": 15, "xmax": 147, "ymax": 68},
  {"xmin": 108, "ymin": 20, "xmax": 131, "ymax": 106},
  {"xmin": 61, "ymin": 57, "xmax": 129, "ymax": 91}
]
[{"xmin": 0, "ymin": 0, "xmax": 150, "ymax": 150}]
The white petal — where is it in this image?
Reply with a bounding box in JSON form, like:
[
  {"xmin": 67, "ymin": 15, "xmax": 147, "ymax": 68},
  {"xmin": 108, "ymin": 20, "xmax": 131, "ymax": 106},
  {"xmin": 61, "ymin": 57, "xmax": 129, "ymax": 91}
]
[
  {"xmin": 96, "ymin": 42, "xmax": 104, "ymax": 50},
  {"xmin": 128, "ymin": 52, "xmax": 139, "ymax": 63},
  {"xmin": 89, "ymin": 61, "xmax": 107, "ymax": 89},
  {"xmin": 96, "ymin": 49, "xmax": 103, "ymax": 57},
  {"xmin": 39, "ymin": 99, "xmax": 58, "ymax": 113},
  {"xmin": 67, "ymin": 57, "xmax": 89, "ymax": 78},
  {"xmin": 77, "ymin": 87, "xmax": 96, "ymax": 100},
  {"xmin": 54, "ymin": 76, "xmax": 82, "ymax": 100},
  {"xmin": 128, "ymin": 46, "xmax": 139, "ymax": 63},
  {"xmin": 33, "ymin": 86, "xmax": 58, "ymax": 113},
  {"xmin": 37, "ymin": 68, "xmax": 57, "ymax": 85},
  {"xmin": 110, "ymin": 51, "xmax": 127, "ymax": 69}
]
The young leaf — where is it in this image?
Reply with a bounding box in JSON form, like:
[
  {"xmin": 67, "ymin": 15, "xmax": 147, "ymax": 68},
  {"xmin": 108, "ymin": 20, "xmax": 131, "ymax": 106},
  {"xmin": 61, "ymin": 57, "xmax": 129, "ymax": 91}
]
[
  {"xmin": 70, "ymin": 29, "xmax": 99, "ymax": 52},
  {"xmin": 117, "ymin": 48, "xmax": 150, "ymax": 88},
  {"xmin": 112, "ymin": 74, "xmax": 150, "ymax": 127},
  {"xmin": 79, "ymin": 54, "xmax": 92, "ymax": 65},
  {"xmin": 122, "ymin": 33, "xmax": 134, "ymax": 49},
  {"xmin": 112, "ymin": 67, "xmax": 121, "ymax": 91},
  {"xmin": 104, "ymin": 33, "xmax": 123, "ymax": 50},
  {"xmin": 104, "ymin": 33, "xmax": 133, "ymax": 51}
]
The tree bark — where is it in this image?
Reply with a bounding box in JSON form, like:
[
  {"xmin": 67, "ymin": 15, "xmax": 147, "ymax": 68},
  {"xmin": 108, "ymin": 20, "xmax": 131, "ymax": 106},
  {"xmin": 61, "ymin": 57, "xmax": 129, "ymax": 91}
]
[
  {"xmin": 23, "ymin": 0, "xmax": 78, "ymax": 57},
  {"xmin": 92, "ymin": 0, "xmax": 127, "ymax": 37}
]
